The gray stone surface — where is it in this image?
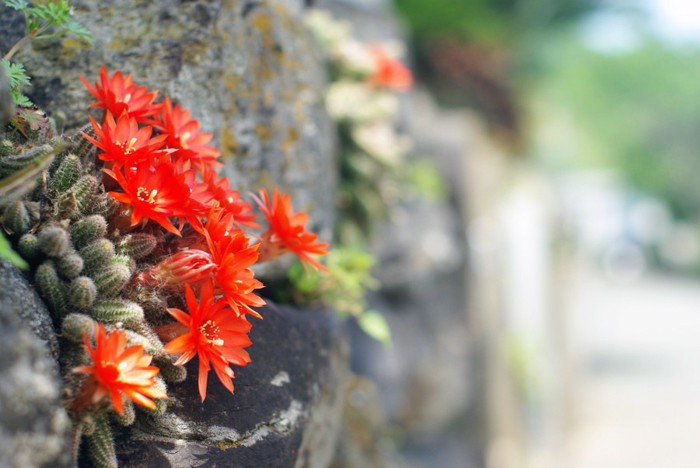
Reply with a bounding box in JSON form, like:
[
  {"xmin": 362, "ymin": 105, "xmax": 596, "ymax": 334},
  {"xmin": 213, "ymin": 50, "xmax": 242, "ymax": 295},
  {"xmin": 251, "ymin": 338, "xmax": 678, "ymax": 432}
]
[
  {"xmin": 0, "ymin": 260, "xmax": 72, "ymax": 468},
  {"xmin": 0, "ymin": 0, "xmax": 336, "ymax": 241},
  {"xmin": 109, "ymin": 302, "xmax": 347, "ymax": 467}
]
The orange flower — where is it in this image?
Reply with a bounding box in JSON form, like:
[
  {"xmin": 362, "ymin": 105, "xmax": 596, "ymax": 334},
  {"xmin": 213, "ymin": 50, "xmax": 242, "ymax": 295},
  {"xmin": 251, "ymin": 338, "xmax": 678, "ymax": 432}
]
[
  {"xmin": 72, "ymin": 324, "xmax": 166, "ymax": 415},
  {"xmin": 104, "ymin": 159, "xmax": 199, "ymax": 236},
  {"xmin": 164, "ymin": 281, "xmax": 253, "ymax": 402},
  {"xmin": 201, "ymin": 208, "xmax": 265, "ymax": 318},
  {"xmin": 201, "ymin": 167, "xmax": 258, "ymax": 228},
  {"xmin": 369, "ymin": 46, "xmax": 413, "ymax": 91},
  {"xmin": 150, "ymin": 97, "xmax": 220, "ymax": 169},
  {"xmin": 82, "ymin": 112, "xmax": 167, "ymax": 167},
  {"xmin": 253, "ymin": 188, "xmax": 329, "ymax": 271},
  {"xmin": 80, "ymin": 66, "xmax": 159, "ymax": 121}
]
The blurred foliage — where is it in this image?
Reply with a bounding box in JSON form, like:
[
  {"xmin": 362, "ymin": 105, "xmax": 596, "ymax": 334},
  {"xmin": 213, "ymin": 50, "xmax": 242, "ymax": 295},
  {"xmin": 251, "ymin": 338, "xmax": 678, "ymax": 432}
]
[
  {"xmin": 394, "ymin": 0, "xmax": 602, "ymax": 45},
  {"xmin": 0, "ymin": 230, "xmax": 27, "ymax": 269},
  {"xmin": 535, "ymin": 37, "xmax": 700, "ymax": 219}
]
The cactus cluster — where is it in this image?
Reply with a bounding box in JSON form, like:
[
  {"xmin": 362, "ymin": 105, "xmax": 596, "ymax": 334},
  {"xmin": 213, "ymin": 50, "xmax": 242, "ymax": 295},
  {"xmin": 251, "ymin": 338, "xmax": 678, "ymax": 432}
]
[{"xmin": 0, "ymin": 122, "xmax": 175, "ymax": 467}]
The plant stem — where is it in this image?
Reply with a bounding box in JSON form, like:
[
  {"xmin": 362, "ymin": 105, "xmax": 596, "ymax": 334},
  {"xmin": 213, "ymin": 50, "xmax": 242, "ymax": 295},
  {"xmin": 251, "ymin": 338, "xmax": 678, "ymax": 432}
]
[{"xmin": 3, "ymin": 33, "xmax": 33, "ymax": 61}]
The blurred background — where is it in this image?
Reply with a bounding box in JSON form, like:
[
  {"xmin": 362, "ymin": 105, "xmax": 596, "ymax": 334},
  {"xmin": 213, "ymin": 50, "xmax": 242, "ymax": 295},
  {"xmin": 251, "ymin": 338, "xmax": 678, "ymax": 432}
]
[{"xmin": 321, "ymin": 0, "xmax": 700, "ymax": 467}]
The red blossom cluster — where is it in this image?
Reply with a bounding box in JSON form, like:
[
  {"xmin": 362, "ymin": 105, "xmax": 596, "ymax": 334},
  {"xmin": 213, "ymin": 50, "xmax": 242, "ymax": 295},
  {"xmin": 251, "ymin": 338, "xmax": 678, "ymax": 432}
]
[{"xmin": 75, "ymin": 66, "xmax": 329, "ymax": 407}]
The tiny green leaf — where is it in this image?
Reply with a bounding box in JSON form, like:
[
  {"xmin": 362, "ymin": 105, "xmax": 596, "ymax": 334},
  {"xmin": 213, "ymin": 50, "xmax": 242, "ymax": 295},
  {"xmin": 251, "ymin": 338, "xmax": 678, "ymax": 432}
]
[
  {"xmin": 358, "ymin": 310, "xmax": 391, "ymax": 347},
  {"xmin": 3, "ymin": 0, "xmax": 29, "ymax": 11},
  {"xmin": 0, "ymin": 231, "xmax": 28, "ymax": 269}
]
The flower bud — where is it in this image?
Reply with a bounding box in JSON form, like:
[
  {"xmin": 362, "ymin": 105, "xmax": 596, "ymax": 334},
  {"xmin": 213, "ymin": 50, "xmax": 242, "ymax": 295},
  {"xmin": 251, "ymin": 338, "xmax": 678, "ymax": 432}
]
[{"xmin": 69, "ymin": 276, "xmax": 98, "ymax": 310}]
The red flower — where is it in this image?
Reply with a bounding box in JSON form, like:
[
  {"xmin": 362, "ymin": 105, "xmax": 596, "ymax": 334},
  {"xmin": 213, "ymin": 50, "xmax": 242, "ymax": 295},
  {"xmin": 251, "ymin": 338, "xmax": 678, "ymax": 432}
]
[
  {"xmin": 150, "ymin": 97, "xmax": 220, "ymax": 169},
  {"xmin": 72, "ymin": 324, "xmax": 166, "ymax": 415},
  {"xmin": 164, "ymin": 281, "xmax": 253, "ymax": 402},
  {"xmin": 82, "ymin": 112, "xmax": 167, "ymax": 168},
  {"xmin": 104, "ymin": 159, "xmax": 199, "ymax": 236},
  {"xmin": 253, "ymin": 188, "xmax": 329, "ymax": 271},
  {"xmin": 201, "ymin": 167, "xmax": 258, "ymax": 228},
  {"xmin": 201, "ymin": 209, "xmax": 265, "ymax": 318},
  {"xmin": 80, "ymin": 66, "xmax": 159, "ymax": 121},
  {"xmin": 369, "ymin": 46, "xmax": 413, "ymax": 91}
]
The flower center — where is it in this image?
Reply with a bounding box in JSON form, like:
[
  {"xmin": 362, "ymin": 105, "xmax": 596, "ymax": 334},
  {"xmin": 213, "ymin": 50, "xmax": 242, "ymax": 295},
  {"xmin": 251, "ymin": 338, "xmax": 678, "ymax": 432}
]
[
  {"xmin": 137, "ymin": 187, "xmax": 158, "ymax": 204},
  {"xmin": 117, "ymin": 137, "xmax": 138, "ymax": 154},
  {"xmin": 99, "ymin": 361, "xmax": 121, "ymax": 383},
  {"xmin": 199, "ymin": 320, "xmax": 224, "ymax": 346}
]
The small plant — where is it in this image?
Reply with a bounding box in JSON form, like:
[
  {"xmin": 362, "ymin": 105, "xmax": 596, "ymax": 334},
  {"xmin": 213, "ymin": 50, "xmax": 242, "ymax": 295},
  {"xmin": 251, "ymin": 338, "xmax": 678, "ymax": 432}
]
[{"xmin": 2, "ymin": 0, "xmax": 92, "ymax": 108}]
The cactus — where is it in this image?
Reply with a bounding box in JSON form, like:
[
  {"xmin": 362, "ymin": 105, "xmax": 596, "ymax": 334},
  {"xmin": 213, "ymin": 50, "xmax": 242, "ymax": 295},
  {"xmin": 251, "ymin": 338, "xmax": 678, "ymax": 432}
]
[
  {"xmin": 115, "ymin": 233, "xmax": 157, "ymax": 259},
  {"xmin": 92, "ymin": 264, "xmax": 131, "ymax": 297},
  {"xmin": 89, "ymin": 193, "xmax": 119, "ymax": 217},
  {"xmin": 69, "ymin": 276, "xmax": 98, "ymax": 309},
  {"xmin": 110, "ymin": 254, "xmax": 135, "ymax": 273},
  {"xmin": 0, "ymin": 143, "xmax": 54, "ymax": 178},
  {"xmin": 91, "ymin": 299, "xmax": 144, "ymax": 325},
  {"xmin": 69, "ymin": 175, "xmax": 98, "ymax": 216},
  {"xmin": 38, "ymin": 225, "xmax": 70, "ymax": 257},
  {"xmin": 79, "ymin": 238, "xmax": 115, "ymax": 275},
  {"xmin": 57, "ymin": 251, "xmax": 84, "ymax": 279},
  {"xmin": 17, "ymin": 233, "xmax": 42, "ymax": 262},
  {"xmin": 62, "ymin": 313, "xmax": 97, "ymax": 343},
  {"xmin": 71, "ymin": 215, "xmax": 108, "ymax": 250},
  {"xmin": 87, "ymin": 414, "xmax": 117, "ymax": 468},
  {"xmin": 48, "ymin": 153, "xmax": 81, "ymax": 195},
  {"xmin": 74, "ymin": 123, "xmax": 97, "ymax": 161},
  {"xmin": 123, "ymin": 329, "xmax": 163, "ymax": 357},
  {"xmin": 2, "ymin": 200, "xmax": 31, "ymax": 235},
  {"xmin": 113, "ymin": 400, "xmax": 135, "ymax": 427},
  {"xmin": 35, "ymin": 260, "xmax": 69, "ymax": 319},
  {"xmin": 156, "ymin": 359, "xmax": 187, "ymax": 383}
]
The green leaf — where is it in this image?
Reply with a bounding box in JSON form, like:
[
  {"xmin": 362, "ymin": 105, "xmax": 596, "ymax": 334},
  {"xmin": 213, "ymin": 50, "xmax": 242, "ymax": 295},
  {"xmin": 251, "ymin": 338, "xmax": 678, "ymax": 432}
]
[
  {"xmin": 63, "ymin": 17, "xmax": 93, "ymax": 44},
  {"xmin": 357, "ymin": 310, "xmax": 391, "ymax": 347},
  {"xmin": 27, "ymin": 1, "xmax": 70, "ymax": 27},
  {"xmin": 3, "ymin": 0, "xmax": 29, "ymax": 11},
  {"xmin": 0, "ymin": 231, "xmax": 28, "ymax": 270},
  {"xmin": 1, "ymin": 59, "xmax": 31, "ymax": 88}
]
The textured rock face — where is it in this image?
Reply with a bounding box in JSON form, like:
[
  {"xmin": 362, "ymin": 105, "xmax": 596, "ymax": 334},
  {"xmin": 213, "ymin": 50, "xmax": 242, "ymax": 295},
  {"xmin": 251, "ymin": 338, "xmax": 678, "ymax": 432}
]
[
  {"xmin": 0, "ymin": 0, "xmax": 336, "ymax": 239},
  {"xmin": 109, "ymin": 302, "xmax": 347, "ymax": 467},
  {"xmin": 0, "ymin": 260, "xmax": 71, "ymax": 468}
]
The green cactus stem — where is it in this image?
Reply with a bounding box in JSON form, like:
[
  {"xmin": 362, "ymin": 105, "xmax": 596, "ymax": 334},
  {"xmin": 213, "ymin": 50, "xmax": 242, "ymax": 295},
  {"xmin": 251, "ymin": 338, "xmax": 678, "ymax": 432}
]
[
  {"xmin": 0, "ymin": 140, "xmax": 65, "ymax": 208},
  {"xmin": 156, "ymin": 359, "xmax": 187, "ymax": 383},
  {"xmin": 113, "ymin": 400, "xmax": 135, "ymax": 427},
  {"xmin": 37, "ymin": 225, "xmax": 70, "ymax": 257},
  {"xmin": 0, "ymin": 143, "xmax": 54, "ymax": 178},
  {"xmin": 35, "ymin": 260, "xmax": 69, "ymax": 319},
  {"xmin": 123, "ymin": 329, "xmax": 163, "ymax": 357},
  {"xmin": 89, "ymin": 193, "xmax": 119, "ymax": 218},
  {"xmin": 62, "ymin": 313, "xmax": 97, "ymax": 343},
  {"xmin": 17, "ymin": 233, "xmax": 42, "ymax": 262},
  {"xmin": 57, "ymin": 251, "xmax": 84, "ymax": 279},
  {"xmin": 115, "ymin": 233, "xmax": 157, "ymax": 259},
  {"xmin": 2, "ymin": 200, "xmax": 31, "ymax": 235},
  {"xmin": 71, "ymin": 215, "xmax": 107, "ymax": 250},
  {"xmin": 69, "ymin": 175, "xmax": 98, "ymax": 216},
  {"xmin": 68, "ymin": 276, "xmax": 98, "ymax": 310},
  {"xmin": 91, "ymin": 299, "xmax": 144, "ymax": 325},
  {"xmin": 87, "ymin": 414, "xmax": 117, "ymax": 468},
  {"xmin": 92, "ymin": 264, "xmax": 131, "ymax": 297},
  {"xmin": 48, "ymin": 153, "xmax": 81, "ymax": 195},
  {"xmin": 79, "ymin": 238, "xmax": 115, "ymax": 275}
]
